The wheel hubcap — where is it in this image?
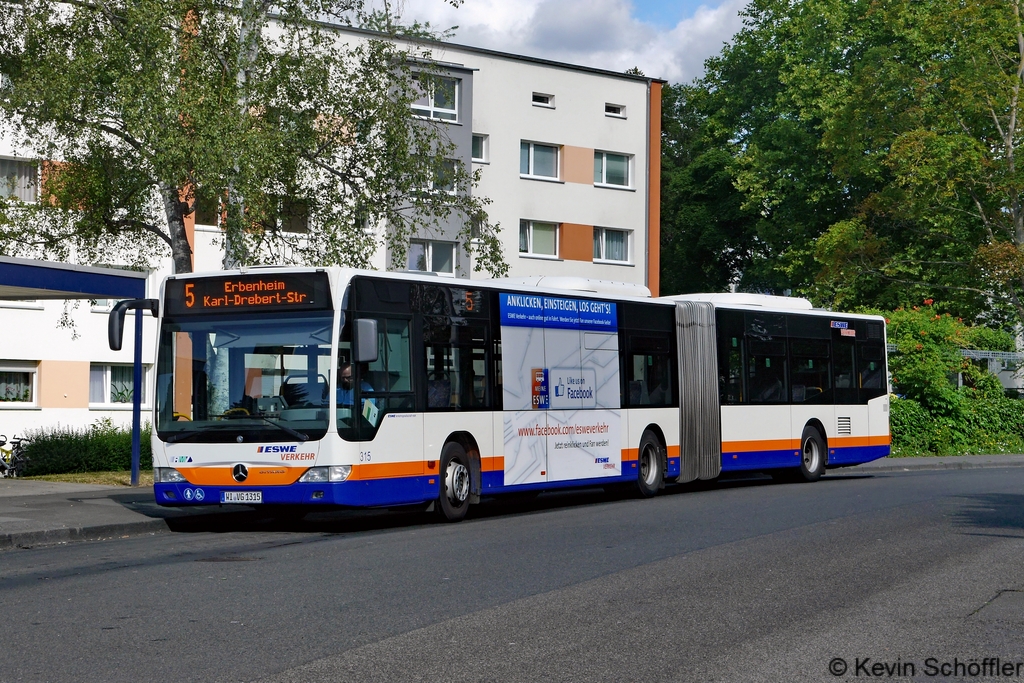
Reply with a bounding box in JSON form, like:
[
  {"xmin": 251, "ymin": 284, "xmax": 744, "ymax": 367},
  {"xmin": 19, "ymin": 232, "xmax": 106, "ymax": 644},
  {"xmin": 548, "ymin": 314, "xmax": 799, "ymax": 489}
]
[
  {"xmin": 640, "ymin": 444, "xmax": 658, "ymax": 486},
  {"xmin": 445, "ymin": 460, "xmax": 470, "ymax": 505},
  {"xmin": 803, "ymin": 438, "xmax": 820, "ymax": 471}
]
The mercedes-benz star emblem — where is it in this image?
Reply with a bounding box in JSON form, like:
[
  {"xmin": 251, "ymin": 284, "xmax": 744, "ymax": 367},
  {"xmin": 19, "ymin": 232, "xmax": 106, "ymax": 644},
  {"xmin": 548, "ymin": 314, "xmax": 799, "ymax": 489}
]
[{"xmin": 232, "ymin": 464, "xmax": 249, "ymax": 482}]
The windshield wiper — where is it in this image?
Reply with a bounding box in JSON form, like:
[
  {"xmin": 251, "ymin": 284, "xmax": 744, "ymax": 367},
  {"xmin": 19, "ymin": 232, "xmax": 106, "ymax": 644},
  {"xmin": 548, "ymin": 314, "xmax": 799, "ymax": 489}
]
[
  {"xmin": 164, "ymin": 423, "xmax": 236, "ymax": 444},
  {"xmin": 246, "ymin": 414, "xmax": 308, "ymax": 442},
  {"xmin": 164, "ymin": 416, "xmax": 308, "ymax": 444}
]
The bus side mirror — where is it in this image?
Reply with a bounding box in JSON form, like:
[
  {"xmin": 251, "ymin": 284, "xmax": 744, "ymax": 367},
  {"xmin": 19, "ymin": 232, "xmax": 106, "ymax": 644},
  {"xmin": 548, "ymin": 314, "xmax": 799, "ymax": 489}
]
[
  {"xmin": 354, "ymin": 318, "xmax": 378, "ymax": 363},
  {"xmin": 109, "ymin": 299, "xmax": 159, "ymax": 351}
]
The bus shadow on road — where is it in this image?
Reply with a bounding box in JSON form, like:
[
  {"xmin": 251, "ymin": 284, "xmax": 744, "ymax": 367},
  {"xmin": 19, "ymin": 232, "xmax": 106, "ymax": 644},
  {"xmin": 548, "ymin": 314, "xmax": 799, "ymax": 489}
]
[{"xmin": 952, "ymin": 493, "xmax": 1024, "ymax": 537}]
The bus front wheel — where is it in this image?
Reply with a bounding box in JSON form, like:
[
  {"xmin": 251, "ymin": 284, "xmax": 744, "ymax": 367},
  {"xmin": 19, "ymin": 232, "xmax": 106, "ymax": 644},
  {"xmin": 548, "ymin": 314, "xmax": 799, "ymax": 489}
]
[
  {"xmin": 437, "ymin": 441, "xmax": 471, "ymax": 522},
  {"xmin": 635, "ymin": 431, "xmax": 664, "ymax": 498}
]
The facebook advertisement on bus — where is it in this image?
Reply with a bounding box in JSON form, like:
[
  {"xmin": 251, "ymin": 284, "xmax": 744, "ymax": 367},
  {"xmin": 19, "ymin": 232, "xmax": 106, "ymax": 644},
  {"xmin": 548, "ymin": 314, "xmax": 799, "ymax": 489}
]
[{"xmin": 499, "ymin": 293, "xmax": 621, "ymax": 486}]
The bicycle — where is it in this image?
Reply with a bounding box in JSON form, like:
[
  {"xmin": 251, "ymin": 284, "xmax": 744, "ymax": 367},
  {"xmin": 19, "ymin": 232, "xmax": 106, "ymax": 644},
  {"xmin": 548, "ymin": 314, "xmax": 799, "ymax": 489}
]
[{"xmin": 0, "ymin": 435, "xmax": 29, "ymax": 478}]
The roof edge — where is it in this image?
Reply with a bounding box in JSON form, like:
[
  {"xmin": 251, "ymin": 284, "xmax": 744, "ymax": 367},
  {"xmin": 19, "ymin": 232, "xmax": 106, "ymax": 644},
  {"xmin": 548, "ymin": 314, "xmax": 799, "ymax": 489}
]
[{"xmin": 276, "ymin": 18, "xmax": 667, "ymax": 84}]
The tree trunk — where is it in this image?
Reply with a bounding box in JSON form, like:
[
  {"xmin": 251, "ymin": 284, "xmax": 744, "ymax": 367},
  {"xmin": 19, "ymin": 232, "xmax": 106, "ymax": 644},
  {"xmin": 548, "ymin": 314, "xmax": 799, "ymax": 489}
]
[{"xmin": 162, "ymin": 186, "xmax": 193, "ymax": 274}]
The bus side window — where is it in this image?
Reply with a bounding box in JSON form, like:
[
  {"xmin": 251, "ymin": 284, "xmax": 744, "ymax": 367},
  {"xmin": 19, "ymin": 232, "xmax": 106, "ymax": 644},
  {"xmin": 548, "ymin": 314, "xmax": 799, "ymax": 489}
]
[
  {"xmin": 832, "ymin": 337, "xmax": 858, "ymax": 405},
  {"xmin": 746, "ymin": 339, "xmax": 787, "ymax": 403},
  {"xmin": 423, "ymin": 316, "xmax": 489, "ymax": 411},
  {"xmin": 716, "ymin": 310, "xmax": 745, "ymax": 404},
  {"xmin": 789, "ymin": 339, "xmax": 831, "ymax": 403},
  {"xmin": 859, "ymin": 343, "xmax": 886, "ymax": 400},
  {"xmin": 626, "ymin": 336, "xmax": 673, "ymax": 407}
]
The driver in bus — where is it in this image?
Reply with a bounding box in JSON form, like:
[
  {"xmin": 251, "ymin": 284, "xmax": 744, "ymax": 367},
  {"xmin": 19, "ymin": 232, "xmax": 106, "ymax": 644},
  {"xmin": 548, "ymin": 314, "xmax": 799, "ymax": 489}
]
[{"xmin": 337, "ymin": 363, "xmax": 374, "ymax": 407}]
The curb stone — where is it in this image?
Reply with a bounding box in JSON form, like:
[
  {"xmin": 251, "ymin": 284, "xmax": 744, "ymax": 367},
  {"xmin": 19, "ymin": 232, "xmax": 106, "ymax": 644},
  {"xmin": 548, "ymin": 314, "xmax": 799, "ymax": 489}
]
[{"xmin": 0, "ymin": 518, "xmax": 170, "ymax": 550}]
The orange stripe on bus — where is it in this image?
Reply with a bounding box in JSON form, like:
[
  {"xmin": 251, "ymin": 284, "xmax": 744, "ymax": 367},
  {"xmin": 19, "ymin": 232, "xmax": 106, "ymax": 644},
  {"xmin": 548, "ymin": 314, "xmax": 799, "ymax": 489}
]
[
  {"xmin": 621, "ymin": 446, "xmax": 679, "ymax": 462},
  {"xmin": 176, "ymin": 466, "xmax": 305, "ymax": 486},
  {"xmin": 481, "ymin": 456, "xmax": 504, "ymax": 472},
  {"xmin": 348, "ymin": 461, "xmax": 425, "ymax": 481},
  {"xmin": 721, "ymin": 438, "xmax": 801, "ymax": 453},
  {"xmin": 830, "ymin": 435, "xmax": 891, "ymax": 447}
]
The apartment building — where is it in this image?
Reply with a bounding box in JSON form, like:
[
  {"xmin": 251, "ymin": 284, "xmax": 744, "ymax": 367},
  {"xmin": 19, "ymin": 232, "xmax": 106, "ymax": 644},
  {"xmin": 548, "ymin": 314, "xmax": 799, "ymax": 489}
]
[{"xmin": 0, "ymin": 27, "xmax": 663, "ymax": 436}]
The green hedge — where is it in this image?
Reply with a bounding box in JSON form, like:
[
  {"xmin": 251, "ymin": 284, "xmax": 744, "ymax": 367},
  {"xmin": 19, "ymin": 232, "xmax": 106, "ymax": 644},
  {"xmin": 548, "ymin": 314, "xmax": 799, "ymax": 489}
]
[
  {"xmin": 21, "ymin": 419, "xmax": 152, "ymax": 476},
  {"xmin": 890, "ymin": 395, "xmax": 1024, "ymax": 457}
]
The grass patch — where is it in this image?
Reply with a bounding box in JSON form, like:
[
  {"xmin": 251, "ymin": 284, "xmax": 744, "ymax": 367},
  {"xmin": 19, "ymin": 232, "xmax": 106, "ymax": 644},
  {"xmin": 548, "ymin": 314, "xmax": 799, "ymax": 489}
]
[{"xmin": 21, "ymin": 470, "xmax": 154, "ymax": 487}]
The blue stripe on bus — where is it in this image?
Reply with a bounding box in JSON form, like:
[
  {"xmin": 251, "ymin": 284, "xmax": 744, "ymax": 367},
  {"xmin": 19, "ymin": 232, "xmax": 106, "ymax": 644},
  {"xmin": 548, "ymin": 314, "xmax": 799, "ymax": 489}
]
[
  {"xmin": 720, "ymin": 444, "xmax": 890, "ymax": 472},
  {"xmin": 827, "ymin": 444, "xmax": 890, "ymax": 466},
  {"xmin": 155, "ymin": 477, "xmax": 437, "ymax": 508}
]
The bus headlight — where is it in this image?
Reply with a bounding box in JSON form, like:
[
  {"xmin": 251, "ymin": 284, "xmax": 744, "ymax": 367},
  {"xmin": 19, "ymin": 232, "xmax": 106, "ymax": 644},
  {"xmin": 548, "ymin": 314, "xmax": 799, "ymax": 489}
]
[
  {"xmin": 329, "ymin": 465, "xmax": 352, "ymax": 482},
  {"xmin": 155, "ymin": 468, "xmax": 187, "ymax": 483},
  {"xmin": 299, "ymin": 467, "xmax": 329, "ymax": 483}
]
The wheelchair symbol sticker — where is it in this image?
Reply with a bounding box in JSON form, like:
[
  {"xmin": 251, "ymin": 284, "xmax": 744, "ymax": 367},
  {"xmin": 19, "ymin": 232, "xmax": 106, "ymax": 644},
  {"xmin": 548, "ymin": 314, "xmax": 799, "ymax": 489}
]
[{"xmin": 193, "ymin": 488, "xmax": 205, "ymax": 502}]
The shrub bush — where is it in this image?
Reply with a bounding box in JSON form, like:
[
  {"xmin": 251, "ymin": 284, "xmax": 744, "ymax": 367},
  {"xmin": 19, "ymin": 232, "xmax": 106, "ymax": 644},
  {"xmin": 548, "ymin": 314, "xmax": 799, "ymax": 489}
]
[
  {"xmin": 21, "ymin": 418, "xmax": 152, "ymax": 476},
  {"xmin": 862, "ymin": 302, "xmax": 1024, "ymax": 457},
  {"xmin": 890, "ymin": 395, "xmax": 1024, "ymax": 457}
]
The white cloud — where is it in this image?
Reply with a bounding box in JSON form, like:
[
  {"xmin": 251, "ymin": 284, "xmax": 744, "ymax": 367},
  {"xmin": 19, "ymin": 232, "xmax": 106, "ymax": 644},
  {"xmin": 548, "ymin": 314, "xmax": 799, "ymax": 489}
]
[{"xmin": 389, "ymin": 0, "xmax": 747, "ymax": 83}]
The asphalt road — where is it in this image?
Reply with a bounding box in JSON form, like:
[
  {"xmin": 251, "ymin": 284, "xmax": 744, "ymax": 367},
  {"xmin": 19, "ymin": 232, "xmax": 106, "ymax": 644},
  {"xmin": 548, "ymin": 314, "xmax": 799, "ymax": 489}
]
[{"xmin": 3, "ymin": 468, "xmax": 1024, "ymax": 683}]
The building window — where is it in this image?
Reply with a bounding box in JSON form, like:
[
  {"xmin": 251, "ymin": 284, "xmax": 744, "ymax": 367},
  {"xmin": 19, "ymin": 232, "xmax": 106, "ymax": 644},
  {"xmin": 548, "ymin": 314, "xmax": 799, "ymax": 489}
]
[
  {"xmin": 532, "ymin": 92, "xmax": 554, "ymax": 108},
  {"xmin": 519, "ymin": 220, "xmax": 559, "ymax": 257},
  {"xmin": 408, "ymin": 240, "xmax": 456, "ymax": 274},
  {"xmin": 90, "ymin": 364, "xmax": 147, "ymax": 405},
  {"xmin": 0, "ymin": 158, "xmax": 38, "ymax": 203},
  {"xmin": 594, "ymin": 151, "xmax": 631, "ymax": 187},
  {"xmin": 605, "ymin": 103, "xmax": 626, "ymax": 118},
  {"xmin": 0, "ymin": 363, "xmax": 36, "ymax": 404},
  {"xmin": 280, "ymin": 198, "xmax": 309, "ymax": 233},
  {"xmin": 520, "ymin": 142, "xmax": 560, "ymax": 179},
  {"xmin": 0, "ymin": 299, "xmax": 42, "ymax": 310},
  {"xmin": 593, "ymin": 227, "xmax": 631, "ymax": 263},
  {"xmin": 472, "ymin": 134, "xmax": 489, "ymax": 163},
  {"xmin": 412, "ymin": 74, "xmax": 459, "ymax": 122},
  {"xmin": 193, "ymin": 189, "xmax": 220, "ymax": 227},
  {"xmin": 418, "ymin": 159, "xmax": 458, "ymax": 194}
]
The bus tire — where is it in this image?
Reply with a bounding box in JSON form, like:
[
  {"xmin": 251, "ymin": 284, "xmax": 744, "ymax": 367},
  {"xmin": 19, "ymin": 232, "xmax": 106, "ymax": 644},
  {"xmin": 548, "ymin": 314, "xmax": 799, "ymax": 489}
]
[
  {"xmin": 794, "ymin": 426, "xmax": 826, "ymax": 482},
  {"xmin": 635, "ymin": 430, "xmax": 664, "ymax": 498},
  {"xmin": 437, "ymin": 441, "xmax": 471, "ymax": 522}
]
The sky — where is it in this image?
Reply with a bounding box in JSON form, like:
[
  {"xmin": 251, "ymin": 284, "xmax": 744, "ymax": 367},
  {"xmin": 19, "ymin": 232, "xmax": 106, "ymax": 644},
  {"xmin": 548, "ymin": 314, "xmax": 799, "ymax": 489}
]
[{"xmin": 392, "ymin": 0, "xmax": 749, "ymax": 84}]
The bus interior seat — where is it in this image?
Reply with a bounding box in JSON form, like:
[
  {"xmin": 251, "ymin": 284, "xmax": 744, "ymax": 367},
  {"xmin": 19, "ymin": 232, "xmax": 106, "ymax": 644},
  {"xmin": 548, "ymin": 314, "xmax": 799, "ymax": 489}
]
[
  {"xmin": 628, "ymin": 380, "xmax": 648, "ymax": 405},
  {"xmin": 427, "ymin": 379, "xmax": 451, "ymax": 408}
]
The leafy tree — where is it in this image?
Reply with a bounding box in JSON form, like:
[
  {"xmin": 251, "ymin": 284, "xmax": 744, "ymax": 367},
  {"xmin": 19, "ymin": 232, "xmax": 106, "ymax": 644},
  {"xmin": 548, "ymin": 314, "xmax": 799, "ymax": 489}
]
[
  {"xmin": 0, "ymin": 0, "xmax": 507, "ymax": 276},
  {"xmin": 661, "ymin": 0, "xmax": 1024, "ymax": 327},
  {"xmin": 821, "ymin": 0, "xmax": 1024, "ymax": 325},
  {"xmin": 659, "ymin": 83, "xmax": 758, "ymax": 294}
]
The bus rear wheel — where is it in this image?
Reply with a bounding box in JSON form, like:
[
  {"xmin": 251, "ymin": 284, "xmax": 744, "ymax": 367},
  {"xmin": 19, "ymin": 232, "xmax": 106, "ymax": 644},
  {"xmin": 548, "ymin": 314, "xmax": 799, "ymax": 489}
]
[
  {"xmin": 635, "ymin": 431, "xmax": 664, "ymax": 498},
  {"xmin": 792, "ymin": 426, "xmax": 826, "ymax": 482},
  {"xmin": 437, "ymin": 441, "xmax": 471, "ymax": 522}
]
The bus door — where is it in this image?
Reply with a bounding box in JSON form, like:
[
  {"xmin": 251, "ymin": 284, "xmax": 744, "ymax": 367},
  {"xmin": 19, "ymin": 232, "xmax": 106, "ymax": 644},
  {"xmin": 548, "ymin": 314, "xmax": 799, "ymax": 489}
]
[
  {"xmin": 788, "ymin": 316, "xmax": 834, "ymax": 461},
  {"xmin": 831, "ymin": 321, "xmax": 867, "ymax": 465},
  {"xmin": 860, "ymin": 322, "xmax": 888, "ymax": 455},
  {"xmin": 740, "ymin": 311, "xmax": 792, "ymax": 469}
]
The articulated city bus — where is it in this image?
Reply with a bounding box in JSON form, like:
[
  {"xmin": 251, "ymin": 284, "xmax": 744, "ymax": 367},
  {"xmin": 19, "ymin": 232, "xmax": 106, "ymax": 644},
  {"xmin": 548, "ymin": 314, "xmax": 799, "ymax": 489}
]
[{"xmin": 114, "ymin": 267, "xmax": 889, "ymax": 521}]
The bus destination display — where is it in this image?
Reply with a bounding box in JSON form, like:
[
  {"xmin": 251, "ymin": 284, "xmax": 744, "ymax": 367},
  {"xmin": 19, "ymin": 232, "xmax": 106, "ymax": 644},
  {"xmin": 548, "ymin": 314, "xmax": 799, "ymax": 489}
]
[{"xmin": 165, "ymin": 273, "xmax": 332, "ymax": 315}]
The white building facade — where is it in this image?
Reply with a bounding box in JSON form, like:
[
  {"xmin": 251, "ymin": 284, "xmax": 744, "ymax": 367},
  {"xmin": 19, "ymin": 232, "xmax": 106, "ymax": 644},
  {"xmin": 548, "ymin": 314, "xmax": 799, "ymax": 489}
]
[{"xmin": 0, "ymin": 29, "xmax": 663, "ymax": 437}]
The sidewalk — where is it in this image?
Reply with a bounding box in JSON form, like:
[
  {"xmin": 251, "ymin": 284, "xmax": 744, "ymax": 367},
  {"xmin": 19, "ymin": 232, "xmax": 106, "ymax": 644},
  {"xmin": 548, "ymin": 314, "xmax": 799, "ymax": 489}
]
[
  {"xmin": 0, "ymin": 479, "xmax": 247, "ymax": 550},
  {"xmin": 2, "ymin": 454, "xmax": 1024, "ymax": 550}
]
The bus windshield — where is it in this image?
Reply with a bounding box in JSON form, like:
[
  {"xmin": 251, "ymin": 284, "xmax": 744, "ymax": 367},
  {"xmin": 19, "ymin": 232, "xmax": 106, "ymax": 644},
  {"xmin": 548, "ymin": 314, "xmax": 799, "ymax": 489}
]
[{"xmin": 155, "ymin": 312, "xmax": 334, "ymax": 442}]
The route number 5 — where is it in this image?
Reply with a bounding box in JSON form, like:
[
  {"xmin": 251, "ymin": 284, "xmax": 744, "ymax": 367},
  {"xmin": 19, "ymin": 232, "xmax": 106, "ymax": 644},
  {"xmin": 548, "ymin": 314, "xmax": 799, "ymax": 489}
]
[{"xmin": 185, "ymin": 283, "xmax": 195, "ymax": 308}]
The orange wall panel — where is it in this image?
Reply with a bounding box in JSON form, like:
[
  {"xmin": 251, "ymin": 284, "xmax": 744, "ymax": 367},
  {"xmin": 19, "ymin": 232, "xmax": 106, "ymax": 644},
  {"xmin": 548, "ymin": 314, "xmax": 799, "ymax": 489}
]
[
  {"xmin": 560, "ymin": 223, "xmax": 594, "ymax": 262},
  {"xmin": 38, "ymin": 360, "xmax": 89, "ymax": 408},
  {"xmin": 562, "ymin": 145, "xmax": 595, "ymax": 185},
  {"xmin": 648, "ymin": 82, "xmax": 662, "ymax": 297}
]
